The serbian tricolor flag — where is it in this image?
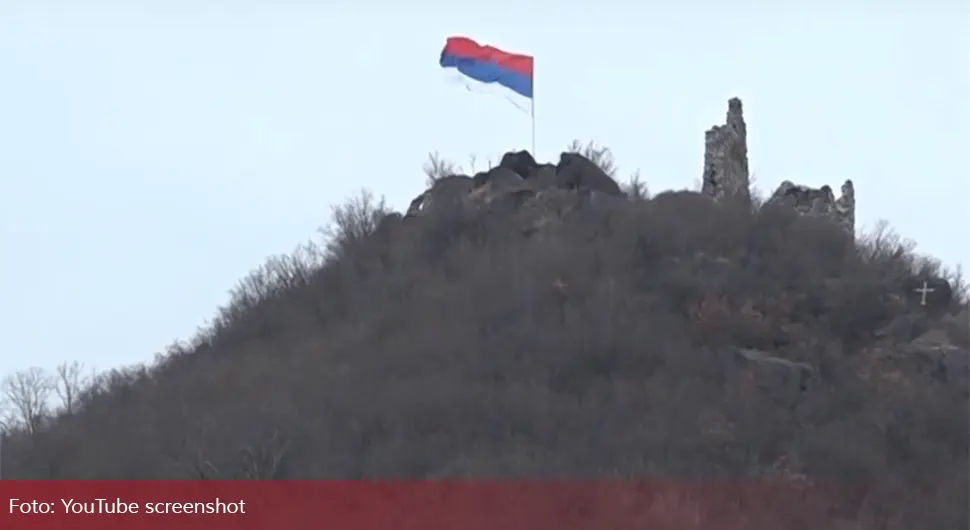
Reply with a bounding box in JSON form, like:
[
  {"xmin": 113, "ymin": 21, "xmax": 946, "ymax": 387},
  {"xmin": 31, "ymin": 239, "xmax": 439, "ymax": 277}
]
[{"xmin": 439, "ymin": 36, "xmax": 534, "ymax": 100}]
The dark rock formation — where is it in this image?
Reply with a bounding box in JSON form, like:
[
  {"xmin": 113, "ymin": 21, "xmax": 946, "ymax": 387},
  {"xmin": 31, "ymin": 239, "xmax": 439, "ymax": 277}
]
[
  {"xmin": 901, "ymin": 276, "xmax": 953, "ymax": 313},
  {"xmin": 554, "ymin": 152, "xmax": 623, "ymax": 196},
  {"xmin": 498, "ymin": 150, "xmax": 539, "ymax": 180},
  {"xmin": 407, "ymin": 150, "xmax": 625, "ymax": 238},
  {"xmin": 732, "ymin": 347, "xmax": 817, "ymax": 404},
  {"xmin": 373, "ymin": 212, "xmax": 403, "ymax": 240},
  {"xmin": 531, "ymin": 163, "xmax": 558, "ymax": 188},
  {"xmin": 406, "ymin": 174, "xmax": 474, "ymax": 217},
  {"xmin": 470, "ymin": 167, "xmax": 528, "ymax": 197}
]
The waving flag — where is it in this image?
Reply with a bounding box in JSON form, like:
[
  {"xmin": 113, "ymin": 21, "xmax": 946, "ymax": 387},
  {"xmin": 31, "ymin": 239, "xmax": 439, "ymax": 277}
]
[{"xmin": 439, "ymin": 36, "xmax": 534, "ymax": 99}]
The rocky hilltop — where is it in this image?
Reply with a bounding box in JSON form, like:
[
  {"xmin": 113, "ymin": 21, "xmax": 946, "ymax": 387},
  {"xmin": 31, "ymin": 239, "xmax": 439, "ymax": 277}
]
[
  {"xmin": 399, "ymin": 98, "xmax": 856, "ymax": 239},
  {"xmin": 376, "ymin": 96, "xmax": 964, "ymax": 402},
  {"xmin": 1, "ymin": 98, "xmax": 966, "ymax": 528}
]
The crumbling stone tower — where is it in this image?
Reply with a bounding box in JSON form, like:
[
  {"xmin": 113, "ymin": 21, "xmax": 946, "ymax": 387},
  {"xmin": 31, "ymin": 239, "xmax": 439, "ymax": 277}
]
[
  {"xmin": 701, "ymin": 98, "xmax": 751, "ymax": 205},
  {"xmin": 701, "ymin": 97, "xmax": 857, "ymax": 239}
]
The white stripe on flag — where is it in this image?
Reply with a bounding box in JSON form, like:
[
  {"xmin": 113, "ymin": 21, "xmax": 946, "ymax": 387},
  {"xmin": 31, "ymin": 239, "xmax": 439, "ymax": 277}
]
[{"xmin": 441, "ymin": 72, "xmax": 532, "ymax": 115}]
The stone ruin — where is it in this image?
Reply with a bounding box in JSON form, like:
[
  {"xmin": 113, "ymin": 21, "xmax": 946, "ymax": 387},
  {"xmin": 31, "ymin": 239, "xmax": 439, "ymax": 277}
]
[
  {"xmin": 700, "ymin": 97, "xmax": 856, "ymax": 237},
  {"xmin": 764, "ymin": 179, "xmax": 855, "ymax": 236},
  {"xmin": 399, "ymin": 97, "xmax": 857, "ymax": 240},
  {"xmin": 701, "ymin": 97, "xmax": 751, "ymax": 204}
]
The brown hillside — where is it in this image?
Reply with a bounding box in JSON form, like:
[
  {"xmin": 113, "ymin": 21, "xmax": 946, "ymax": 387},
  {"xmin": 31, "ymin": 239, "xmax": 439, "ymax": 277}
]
[{"xmin": 1, "ymin": 99, "xmax": 966, "ymax": 528}]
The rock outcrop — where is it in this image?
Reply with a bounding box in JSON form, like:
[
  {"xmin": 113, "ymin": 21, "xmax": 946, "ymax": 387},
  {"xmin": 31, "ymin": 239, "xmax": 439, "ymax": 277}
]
[
  {"xmin": 405, "ymin": 146, "xmax": 627, "ymax": 238},
  {"xmin": 900, "ymin": 276, "xmax": 954, "ymax": 314},
  {"xmin": 497, "ymin": 150, "xmax": 539, "ymax": 180},
  {"xmin": 406, "ymin": 174, "xmax": 475, "ymax": 217},
  {"xmin": 555, "ymin": 152, "xmax": 624, "ymax": 197}
]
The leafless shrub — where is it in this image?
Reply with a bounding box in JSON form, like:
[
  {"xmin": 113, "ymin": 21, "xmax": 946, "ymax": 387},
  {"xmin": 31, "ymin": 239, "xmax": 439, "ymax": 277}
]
[
  {"xmin": 320, "ymin": 189, "xmax": 391, "ymax": 259},
  {"xmin": 622, "ymin": 170, "xmax": 649, "ymax": 200},
  {"xmin": 423, "ymin": 152, "xmax": 464, "ymax": 186},
  {"xmin": 566, "ymin": 139, "xmax": 617, "ymax": 178}
]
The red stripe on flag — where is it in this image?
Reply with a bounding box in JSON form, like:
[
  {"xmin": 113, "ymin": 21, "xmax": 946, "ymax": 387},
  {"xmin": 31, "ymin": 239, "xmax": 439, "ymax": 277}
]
[{"xmin": 443, "ymin": 36, "xmax": 534, "ymax": 78}]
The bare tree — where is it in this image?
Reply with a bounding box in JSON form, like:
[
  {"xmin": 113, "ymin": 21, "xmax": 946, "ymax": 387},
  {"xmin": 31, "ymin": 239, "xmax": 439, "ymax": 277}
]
[
  {"xmin": 0, "ymin": 401, "xmax": 14, "ymax": 434},
  {"xmin": 623, "ymin": 170, "xmax": 649, "ymax": 200},
  {"xmin": 238, "ymin": 429, "xmax": 291, "ymax": 479},
  {"xmin": 1, "ymin": 367, "xmax": 54, "ymax": 435},
  {"xmin": 566, "ymin": 139, "xmax": 618, "ymax": 178},
  {"xmin": 54, "ymin": 361, "xmax": 91, "ymax": 416},
  {"xmin": 319, "ymin": 189, "xmax": 391, "ymax": 260},
  {"xmin": 423, "ymin": 152, "xmax": 463, "ymax": 186}
]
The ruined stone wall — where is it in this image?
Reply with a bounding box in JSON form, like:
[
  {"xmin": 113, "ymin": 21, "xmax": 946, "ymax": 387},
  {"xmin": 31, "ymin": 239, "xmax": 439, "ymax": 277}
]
[
  {"xmin": 766, "ymin": 180, "xmax": 856, "ymax": 236},
  {"xmin": 835, "ymin": 179, "xmax": 855, "ymax": 236},
  {"xmin": 701, "ymin": 98, "xmax": 856, "ymax": 238}
]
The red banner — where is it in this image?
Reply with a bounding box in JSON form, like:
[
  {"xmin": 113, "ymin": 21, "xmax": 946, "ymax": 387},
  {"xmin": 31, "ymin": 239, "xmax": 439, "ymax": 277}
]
[{"xmin": 0, "ymin": 480, "xmax": 841, "ymax": 529}]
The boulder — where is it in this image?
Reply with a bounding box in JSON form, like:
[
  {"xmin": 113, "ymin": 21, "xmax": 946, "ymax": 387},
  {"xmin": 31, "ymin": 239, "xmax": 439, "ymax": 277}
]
[
  {"xmin": 469, "ymin": 168, "xmax": 530, "ymax": 208},
  {"xmin": 901, "ymin": 276, "xmax": 953, "ymax": 314},
  {"xmin": 405, "ymin": 191, "xmax": 428, "ymax": 217},
  {"xmin": 407, "ymin": 175, "xmax": 473, "ymax": 217},
  {"xmin": 554, "ymin": 152, "xmax": 623, "ymax": 196},
  {"xmin": 471, "ymin": 167, "xmax": 527, "ymax": 192},
  {"xmin": 498, "ymin": 150, "xmax": 539, "ymax": 180}
]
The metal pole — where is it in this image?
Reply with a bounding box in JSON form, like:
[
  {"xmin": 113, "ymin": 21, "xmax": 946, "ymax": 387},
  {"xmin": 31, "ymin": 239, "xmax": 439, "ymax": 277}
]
[
  {"xmin": 530, "ymin": 64, "xmax": 536, "ymax": 156},
  {"xmin": 531, "ymin": 98, "xmax": 536, "ymax": 156}
]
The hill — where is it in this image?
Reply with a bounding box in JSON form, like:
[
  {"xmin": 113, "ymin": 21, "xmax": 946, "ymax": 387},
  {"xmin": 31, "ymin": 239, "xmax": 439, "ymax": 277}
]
[{"xmin": 2, "ymin": 98, "xmax": 967, "ymax": 527}]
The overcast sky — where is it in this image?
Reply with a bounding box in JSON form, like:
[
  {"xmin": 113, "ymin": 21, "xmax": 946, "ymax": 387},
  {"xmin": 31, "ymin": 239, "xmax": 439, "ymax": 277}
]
[{"xmin": 1, "ymin": 2, "xmax": 967, "ymax": 379}]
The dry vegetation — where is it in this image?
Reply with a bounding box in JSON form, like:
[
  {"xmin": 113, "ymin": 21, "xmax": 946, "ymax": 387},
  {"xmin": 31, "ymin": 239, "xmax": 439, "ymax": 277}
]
[{"xmin": 1, "ymin": 144, "xmax": 967, "ymax": 528}]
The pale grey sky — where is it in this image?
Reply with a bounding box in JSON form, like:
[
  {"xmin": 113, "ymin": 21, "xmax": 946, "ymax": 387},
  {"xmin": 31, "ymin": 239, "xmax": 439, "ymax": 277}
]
[{"xmin": 1, "ymin": 3, "xmax": 967, "ymax": 378}]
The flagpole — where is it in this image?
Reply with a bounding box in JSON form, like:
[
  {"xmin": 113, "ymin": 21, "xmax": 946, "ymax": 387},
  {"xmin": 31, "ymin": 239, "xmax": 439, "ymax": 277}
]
[
  {"xmin": 531, "ymin": 99, "xmax": 536, "ymax": 156},
  {"xmin": 530, "ymin": 60, "xmax": 536, "ymax": 156}
]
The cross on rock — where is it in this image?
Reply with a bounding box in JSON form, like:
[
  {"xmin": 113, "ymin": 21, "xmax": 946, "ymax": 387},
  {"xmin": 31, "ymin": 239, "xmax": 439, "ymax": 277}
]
[{"xmin": 914, "ymin": 281, "xmax": 935, "ymax": 306}]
